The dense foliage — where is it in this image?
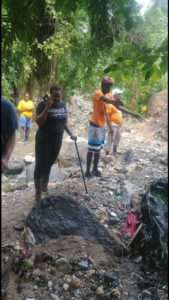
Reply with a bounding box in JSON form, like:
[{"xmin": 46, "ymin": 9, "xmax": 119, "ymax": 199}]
[{"xmin": 2, "ymin": 0, "xmax": 168, "ymax": 111}]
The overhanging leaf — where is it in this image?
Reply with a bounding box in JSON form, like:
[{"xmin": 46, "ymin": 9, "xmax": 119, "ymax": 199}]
[
  {"xmin": 104, "ymin": 64, "xmax": 119, "ymax": 73},
  {"xmin": 145, "ymin": 68, "xmax": 154, "ymax": 80},
  {"xmin": 151, "ymin": 68, "xmax": 162, "ymax": 80}
]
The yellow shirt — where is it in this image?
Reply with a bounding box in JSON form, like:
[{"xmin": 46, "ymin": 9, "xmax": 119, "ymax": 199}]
[
  {"xmin": 17, "ymin": 99, "xmax": 34, "ymax": 118},
  {"xmin": 90, "ymin": 90, "xmax": 113, "ymax": 127},
  {"xmin": 106, "ymin": 103, "xmax": 123, "ymax": 124}
]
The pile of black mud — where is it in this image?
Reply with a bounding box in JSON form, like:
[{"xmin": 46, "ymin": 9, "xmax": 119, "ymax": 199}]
[{"xmin": 26, "ymin": 195, "xmax": 125, "ymax": 256}]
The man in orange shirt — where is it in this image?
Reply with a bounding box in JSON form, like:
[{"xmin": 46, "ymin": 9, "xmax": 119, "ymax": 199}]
[
  {"xmin": 85, "ymin": 79, "xmax": 142, "ymax": 178},
  {"xmin": 85, "ymin": 76, "xmax": 115, "ymax": 178}
]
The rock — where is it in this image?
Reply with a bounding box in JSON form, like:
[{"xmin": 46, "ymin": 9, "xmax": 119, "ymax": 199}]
[
  {"xmin": 103, "ymin": 271, "xmax": 118, "ymax": 283},
  {"xmin": 60, "ymin": 137, "xmax": 87, "ymax": 166},
  {"xmin": 26, "ymin": 163, "xmax": 69, "ymax": 183},
  {"xmin": 23, "ymin": 289, "xmax": 35, "ymax": 299},
  {"xmin": 98, "ymin": 294, "xmax": 111, "ymax": 300},
  {"xmin": 108, "ymin": 217, "xmax": 120, "ymax": 225},
  {"xmin": 33, "ymin": 285, "xmax": 38, "ymax": 290},
  {"xmin": 13, "ymin": 221, "xmax": 25, "ymax": 231},
  {"xmin": 142, "ymin": 289, "xmax": 152, "ymax": 298},
  {"xmin": 110, "ymin": 211, "xmax": 118, "ymax": 217},
  {"xmin": 14, "ymin": 243, "xmax": 22, "ymax": 251},
  {"xmin": 4, "ymin": 256, "xmax": 9, "ymax": 263},
  {"xmin": 130, "ymin": 193, "xmax": 142, "ymax": 211},
  {"xmin": 1, "ymin": 290, "xmax": 6, "ymax": 299},
  {"xmin": 48, "ymin": 281, "xmax": 53, "ymax": 288},
  {"xmin": 124, "ymin": 163, "xmax": 137, "ymax": 173},
  {"xmin": 77, "ymin": 258, "xmax": 89, "ymax": 270},
  {"xmin": 55, "ymin": 258, "xmax": 72, "ymax": 274},
  {"xmin": 33, "ymin": 268, "xmax": 43, "ymax": 277},
  {"xmin": 17, "ymin": 284, "xmax": 24, "ymax": 293},
  {"xmin": 63, "ymin": 283, "xmax": 69, "ymax": 291},
  {"xmin": 96, "ymin": 286, "xmax": 104, "ymax": 295},
  {"xmin": 24, "ymin": 155, "xmax": 35, "ymax": 165},
  {"xmin": 50, "ymin": 294, "xmax": 61, "ymax": 300},
  {"xmin": 35, "ymin": 276, "xmax": 47, "ymax": 288},
  {"xmin": 87, "ymin": 269, "xmax": 96, "ymax": 276},
  {"xmin": 2, "ymin": 179, "xmax": 27, "ymax": 193},
  {"xmin": 3, "ymin": 154, "xmax": 25, "ymax": 175},
  {"xmin": 70, "ymin": 275, "xmax": 82, "ymax": 289}
]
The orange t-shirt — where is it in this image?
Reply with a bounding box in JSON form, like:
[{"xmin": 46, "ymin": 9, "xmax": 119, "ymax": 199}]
[
  {"xmin": 106, "ymin": 103, "xmax": 123, "ymax": 124},
  {"xmin": 90, "ymin": 90, "xmax": 113, "ymax": 127}
]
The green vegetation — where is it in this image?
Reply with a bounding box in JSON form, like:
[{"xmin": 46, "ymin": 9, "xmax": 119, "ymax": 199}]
[{"xmin": 2, "ymin": 0, "xmax": 168, "ymax": 111}]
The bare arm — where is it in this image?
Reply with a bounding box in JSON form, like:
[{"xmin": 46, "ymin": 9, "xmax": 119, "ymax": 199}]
[
  {"xmin": 101, "ymin": 96, "xmax": 143, "ymax": 119},
  {"xmin": 64, "ymin": 122, "xmax": 77, "ymax": 141},
  {"xmin": 100, "ymin": 95, "xmax": 117, "ymax": 105},
  {"xmin": 118, "ymin": 106, "xmax": 143, "ymax": 119},
  {"xmin": 1, "ymin": 132, "xmax": 16, "ymax": 171},
  {"xmin": 104, "ymin": 105, "xmax": 113, "ymax": 133},
  {"xmin": 18, "ymin": 108, "xmax": 34, "ymax": 113}
]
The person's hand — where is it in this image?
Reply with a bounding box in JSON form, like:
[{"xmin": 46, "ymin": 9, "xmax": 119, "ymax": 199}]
[
  {"xmin": 70, "ymin": 134, "xmax": 77, "ymax": 141},
  {"xmin": 1, "ymin": 157, "xmax": 9, "ymax": 172},
  {"xmin": 46, "ymin": 98, "xmax": 54, "ymax": 108}
]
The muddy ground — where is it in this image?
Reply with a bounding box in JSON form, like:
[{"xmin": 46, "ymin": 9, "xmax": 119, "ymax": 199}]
[{"xmin": 2, "ymin": 94, "xmax": 168, "ymax": 300}]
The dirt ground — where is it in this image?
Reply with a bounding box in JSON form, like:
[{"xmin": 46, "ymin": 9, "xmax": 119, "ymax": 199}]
[
  {"xmin": 2, "ymin": 99, "xmax": 168, "ymax": 300},
  {"xmin": 2, "ymin": 117, "xmax": 162, "ymax": 244}
]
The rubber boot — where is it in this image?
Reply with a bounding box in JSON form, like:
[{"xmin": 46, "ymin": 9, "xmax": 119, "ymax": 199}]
[
  {"xmin": 92, "ymin": 152, "xmax": 102, "ymax": 177},
  {"xmin": 34, "ymin": 179, "xmax": 42, "ymax": 201},
  {"xmin": 20, "ymin": 128, "xmax": 25, "ymax": 142},
  {"xmin": 85, "ymin": 151, "xmax": 93, "ymax": 178},
  {"xmin": 42, "ymin": 175, "xmax": 49, "ymax": 193},
  {"xmin": 112, "ymin": 145, "xmax": 117, "ymax": 156},
  {"xmin": 93, "ymin": 152, "xmax": 100, "ymax": 172},
  {"xmin": 25, "ymin": 128, "xmax": 30, "ymax": 141}
]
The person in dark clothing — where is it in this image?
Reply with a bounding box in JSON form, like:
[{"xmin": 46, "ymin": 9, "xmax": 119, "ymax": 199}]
[
  {"xmin": 1, "ymin": 97, "xmax": 18, "ymax": 171},
  {"xmin": 34, "ymin": 84, "xmax": 77, "ymax": 201}
]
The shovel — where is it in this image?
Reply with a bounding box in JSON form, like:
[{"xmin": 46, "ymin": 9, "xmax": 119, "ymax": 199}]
[{"xmin": 74, "ymin": 140, "xmax": 88, "ymax": 194}]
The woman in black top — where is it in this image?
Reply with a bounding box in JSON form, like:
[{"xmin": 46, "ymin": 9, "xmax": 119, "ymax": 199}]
[{"xmin": 34, "ymin": 84, "xmax": 77, "ymax": 201}]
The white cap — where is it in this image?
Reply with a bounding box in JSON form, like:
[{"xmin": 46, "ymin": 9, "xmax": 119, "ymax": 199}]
[{"xmin": 112, "ymin": 88, "xmax": 123, "ymax": 96}]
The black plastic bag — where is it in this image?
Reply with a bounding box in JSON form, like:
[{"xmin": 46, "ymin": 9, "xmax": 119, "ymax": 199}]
[{"xmin": 141, "ymin": 178, "xmax": 168, "ymax": 241}]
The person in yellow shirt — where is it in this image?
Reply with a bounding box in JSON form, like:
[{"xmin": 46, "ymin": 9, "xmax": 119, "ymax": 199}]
[
  {"xmin": 17, "ymin": 92, "xmax": 35, "ymax": 141},
  {"xmin": 104, "ymin": 106, "xmax": 123, "ymax": 156}
]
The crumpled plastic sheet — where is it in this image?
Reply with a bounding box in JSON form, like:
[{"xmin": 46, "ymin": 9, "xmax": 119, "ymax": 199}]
[
  {"xmin": 141, "ymin": 177, "xmax": 168, "ymax": 240},
  {"xmin": 124, "ymin": 211, "xmax": 139, "ymax": 237}
]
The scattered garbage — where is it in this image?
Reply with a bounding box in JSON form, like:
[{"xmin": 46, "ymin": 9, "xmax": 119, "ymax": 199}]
[
  {"xmin": 124, "ymin": 178, "xmax": 168, "ymax": 278},
  {"xmin": 122, "ymin": 149, "xmax": 137, "ymax": 163},
  {"xmin": 124, "ymin": 211, "xmax": 139, "ymax": 237}
]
